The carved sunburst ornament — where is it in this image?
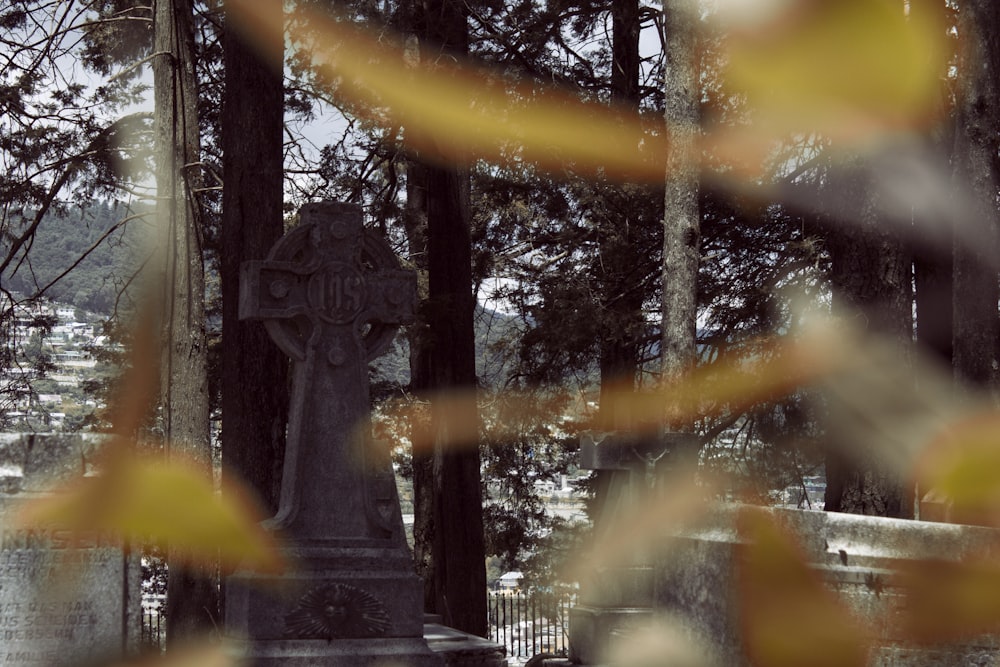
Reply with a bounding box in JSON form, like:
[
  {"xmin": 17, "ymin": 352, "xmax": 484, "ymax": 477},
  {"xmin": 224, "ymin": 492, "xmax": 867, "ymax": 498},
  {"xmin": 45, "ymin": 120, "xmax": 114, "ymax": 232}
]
[{"xmin": 284, "ymin": 583, "xmax": 391, "ymax": 639}]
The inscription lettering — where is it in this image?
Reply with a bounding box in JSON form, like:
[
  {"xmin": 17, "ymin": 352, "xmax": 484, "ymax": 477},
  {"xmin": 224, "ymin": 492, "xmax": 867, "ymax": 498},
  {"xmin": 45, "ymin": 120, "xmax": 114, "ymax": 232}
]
[
  {"xmin": 308, "ymin": 263, "xmax": 365, "ymax": 324},
  {"xmin": 2, "ymin": 651, "xmax": 60, "ymax": 664},
  {"xmin": 0, "ymin": 529, "xmax": 118, "ymax": 551}
]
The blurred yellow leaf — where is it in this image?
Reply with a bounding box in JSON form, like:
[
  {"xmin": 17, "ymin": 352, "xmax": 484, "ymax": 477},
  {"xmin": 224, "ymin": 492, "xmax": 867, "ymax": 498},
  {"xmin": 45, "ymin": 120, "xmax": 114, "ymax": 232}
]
[
  {"xmin": 897, "ymin": 555, "xmax": 1000, "ymax": 643},
  {"xmin": 228, "ymin": 0, "xmax": 667, "ymax": 182},
  {"xmin": 609, "ymin": 321, "xmax": 852, "ymax": 432},
  {"xmin": 384, "ymin": 321, "xmax": 852, "ymax": 454},
  {"xmin": 719, "ymin": 0, "xmax": 947, "ymax": 155},
  {"xmin": 18, "ymin": 451, "xmax": 284, "ymax": 575},
  {"xmin": 602, "ymin": 615, "xmax": 717, "ymax": 667},
  {"xmin": 566, "ymin": 472, "xmax": 715, "ymax": 583},
  {"xmin": 739, "ymin": 509, "xmax": 869, "ymax": 667},
  {"xmin": 103, "ymin": 307, "xmax": 160, "ymax": 437},
  {"xmin": 916, "ymin": 411, "xmax": 1000, "ymax": 527}
]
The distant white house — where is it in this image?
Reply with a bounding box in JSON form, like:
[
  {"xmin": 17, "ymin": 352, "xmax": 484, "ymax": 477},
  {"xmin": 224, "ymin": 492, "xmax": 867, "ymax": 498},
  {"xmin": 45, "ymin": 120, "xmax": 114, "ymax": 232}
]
[
  {"xmin": 50, "ymin": 374, "xmax": 80, "ymax": 387},
  {"xmin": 498, "ymin": 571, "xmax": 523, "ymax": 591}
]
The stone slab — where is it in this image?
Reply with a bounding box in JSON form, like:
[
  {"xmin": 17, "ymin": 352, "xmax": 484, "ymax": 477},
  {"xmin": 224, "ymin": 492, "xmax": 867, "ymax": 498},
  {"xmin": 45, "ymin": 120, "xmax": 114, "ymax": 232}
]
[
  {"xmin": 227, "ymin": 567, "xmax": 428, "ymax": 639},
  {"xmin": 423, "ymin": 622, "xmax": 507, "ymax": 667},
  {"xmin": 227, "ymin": 637, "xmax": 442, "ymax": 667},
  {"xmin": 653, "ymin": 504, "xmax": 1000, "ymax": 667},
  {"xmin": 0, "ymin": 433, "xmax": 139, "ymax": 667}
]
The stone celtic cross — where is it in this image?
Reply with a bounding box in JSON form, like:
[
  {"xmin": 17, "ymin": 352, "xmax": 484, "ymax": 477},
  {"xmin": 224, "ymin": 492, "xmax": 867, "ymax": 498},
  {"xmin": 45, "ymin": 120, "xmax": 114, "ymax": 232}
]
[
  {"xmin": 239, "ymin": 201, "xmax": 415, "ymax": 545},
  {"xmin": 229, "ymin": 202, "xmax": 442, "ymax": 665}
]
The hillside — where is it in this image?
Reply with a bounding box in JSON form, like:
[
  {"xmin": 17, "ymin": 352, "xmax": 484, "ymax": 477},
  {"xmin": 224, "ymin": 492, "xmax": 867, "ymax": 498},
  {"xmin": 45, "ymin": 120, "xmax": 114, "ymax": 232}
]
[
  {"xmin": 8, "ymin": 202, "xmax": 523, "ymax": 388},
  {"xmin": 3, "ymin": 202, "xmax": 151, "ymax": 314}
]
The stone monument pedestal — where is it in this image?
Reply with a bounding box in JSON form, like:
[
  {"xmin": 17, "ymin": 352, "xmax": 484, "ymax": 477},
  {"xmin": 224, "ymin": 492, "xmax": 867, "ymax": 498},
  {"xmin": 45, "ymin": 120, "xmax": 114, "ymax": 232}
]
[
  {"xmin": 568, "ymin": 430, "xmax": 697, "ymax": 664},
  {"xmin": 227, "ymin": 635, "xmax": 440, "ymax": 667},
  {"xmin": 224, "ymin": 202, "xmax": 441, "ymax": 666},
  {"xmin": 227, "ymin": 567, "xmax": 440, "ymax": 667},
  {"xmin": 654, "ymin": 503, "xmax": 1000, "ymax": 666}
]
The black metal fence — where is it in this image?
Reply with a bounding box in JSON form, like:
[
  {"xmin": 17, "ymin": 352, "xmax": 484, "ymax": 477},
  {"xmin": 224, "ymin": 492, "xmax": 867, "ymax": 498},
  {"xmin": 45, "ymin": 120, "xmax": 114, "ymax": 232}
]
[
  {"xmin": 141, "ymin": 608, "xmax": 165, "ymax": 651},
  {"xmin": 141, "ymin": 591, "xmax": 575, "ymax": 659},
  {"xmin": 488, "ymin": 591, "xmax": 574, "ymax": 659}
]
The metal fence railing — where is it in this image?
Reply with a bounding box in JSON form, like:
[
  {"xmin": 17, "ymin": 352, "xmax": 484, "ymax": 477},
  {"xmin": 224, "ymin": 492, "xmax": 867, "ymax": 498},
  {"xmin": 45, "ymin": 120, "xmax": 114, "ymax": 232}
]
[
  {"xmin": 488, "ymin": 591, "xmax": 574, "ymax": 660},
  {"xmin": 141, "ymin": 591, "xmax": 576, "ymax": 659},
  {"xmin": 141, "ymin": 608, "xmax": 165, "ymax": 651}
]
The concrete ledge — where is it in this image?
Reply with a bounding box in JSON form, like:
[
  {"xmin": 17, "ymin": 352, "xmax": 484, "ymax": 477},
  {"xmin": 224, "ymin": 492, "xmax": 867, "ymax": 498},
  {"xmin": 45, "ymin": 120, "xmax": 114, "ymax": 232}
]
[
  {"xmin": 424, "ymin": 622, "xmax": 506, "ymax": 667},
  {"xmin": 654, "ymin": 503, "xmax": 1000, "ymax": 667}
]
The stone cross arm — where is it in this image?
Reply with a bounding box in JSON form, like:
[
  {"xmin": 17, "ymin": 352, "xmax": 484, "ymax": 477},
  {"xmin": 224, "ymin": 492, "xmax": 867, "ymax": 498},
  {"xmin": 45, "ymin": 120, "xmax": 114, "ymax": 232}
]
[{"xmin": 238, "ymin": 202, "xmax": 416, "ymax": 362}]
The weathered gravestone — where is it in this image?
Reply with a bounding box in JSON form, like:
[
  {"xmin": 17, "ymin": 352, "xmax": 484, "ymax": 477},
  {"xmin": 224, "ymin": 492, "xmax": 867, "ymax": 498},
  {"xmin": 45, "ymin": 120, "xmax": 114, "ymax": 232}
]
[
  {"xmin": 0, "ymin": 432, "xmax": 140, "ymax": 667},
  {"xmin": 568, "ymin": 430, "xmax": 698, "ymax": 664},
  {"xmin": 225, "ymin": 202, "xmax": 442, "ymax": 666}
]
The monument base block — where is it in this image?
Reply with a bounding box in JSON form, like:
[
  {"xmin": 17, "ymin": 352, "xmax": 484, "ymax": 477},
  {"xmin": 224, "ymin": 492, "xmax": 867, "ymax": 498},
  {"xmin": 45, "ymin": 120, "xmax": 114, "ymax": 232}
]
[
  {"xmin": 423, "ymin": 620, "xmax": 507, "ymax": 667},
  {"xmin": 226, "ymin": 637, "xmax": 442, "ymax": 667},
  {"xmin": 568, "ymin": 605, "xmax": 652, "ymax": 664},
  {"xmin": 227, "ymin": 567, "xmax": 428, "ymax": 640},
  {"xmin": 226, "ymin": 556, "xmax": 443, "ymax": 666}
]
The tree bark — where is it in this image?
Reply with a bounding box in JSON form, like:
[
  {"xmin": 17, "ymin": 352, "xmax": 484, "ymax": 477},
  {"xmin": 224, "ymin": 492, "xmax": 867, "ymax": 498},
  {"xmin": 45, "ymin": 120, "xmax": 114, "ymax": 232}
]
[
  {"xmin": 220, "ymin": 0, "xmax": 288, "ymax": 519},
  {"xmin": 597, "ymin": 0, "xmax": 644, "ymax": 429},
  {"xmin": 152, "ymin": 0, "xmax": 216, "ymax": 641},
  {"xmin": 822, "ymin": 165, "xmax": 913, "ymax": 518},
  {"xmin": 408, "ymin": 0, "xmax": 488, "ymax": 637},
  {"xmin": 424, "ymin": 162, "xmax": 487, "ymax": 636},
  {"xmin": 914, "ymin": 246, "xmax": 953, "ymax": 366},
  {"xmin": 911, "ymin": 0, "xmax": 953, "ymax": 369},
  {"xmin": 952, "ymin": 0, "xmax": 1000, "ymax": 389},
  {"xmin": 404, "ymin": 160, "xmax": 435, "ymax": 614},
  {"xmin": 662, "ymin": 0, "xmax": 700, "ymax": 390}
]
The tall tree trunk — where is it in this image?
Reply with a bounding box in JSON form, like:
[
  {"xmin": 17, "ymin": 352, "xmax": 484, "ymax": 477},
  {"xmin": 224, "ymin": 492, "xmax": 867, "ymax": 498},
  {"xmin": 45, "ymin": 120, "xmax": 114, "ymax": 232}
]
[
  {"xmin": 220, "ymin": 0, "xmax": 288, "ymax": 520},
  {"xmin": 912, "ymin": 0, "xmax": 953, "ymax": 369},
  {"xmin": 425, "ymin": 163, "xmax": 487, "ymax": 636},
  {"xmin": 408, "ymin": 0, "xmax": 488, "ymax": 637},
  {"xmin": 152, "ymin": 0, "xmax": 216, "ymax": 641},
  {"xmin": 822, "ymin": 165, "xmax": 914, "ymax": 518},
  {"xmin": 952, "ymin": 0, "xmax": 1000, "ymax": 389},
  {"xmin": 915, "ymin": 247, "xmax": 953, "ymax": 366},
  {"xmin": 662, "ymin": 0, "xmax": 700, "ymax": 390},
  {"xmin": 219, "ymin": 0, "xmax": 288, "ymax": 630},
  {"xmin": 404, "ymin": 161, "xmax": 435, "ymax": 614},
  {"xmin": 597, "ymin": 0, "xmax": 643, "ymax": 428}
]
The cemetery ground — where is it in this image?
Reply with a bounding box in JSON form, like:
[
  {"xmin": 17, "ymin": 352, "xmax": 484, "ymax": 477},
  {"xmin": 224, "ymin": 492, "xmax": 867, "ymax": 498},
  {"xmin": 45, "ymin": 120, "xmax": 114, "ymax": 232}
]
[
  {"xmin": 6, "ymin": 0, "xmax": 1000, "ymax": 664},
  {"xmin": 15, "ymin": 282, "xmax": 1000, "ymax": 666},
  {"xmin": 10, "ymin": 265, "xmax": 1000, "ymax": 666},
  {"xmin": 0, "ymin": 288, "xmax": 594, "ymax": 664}
]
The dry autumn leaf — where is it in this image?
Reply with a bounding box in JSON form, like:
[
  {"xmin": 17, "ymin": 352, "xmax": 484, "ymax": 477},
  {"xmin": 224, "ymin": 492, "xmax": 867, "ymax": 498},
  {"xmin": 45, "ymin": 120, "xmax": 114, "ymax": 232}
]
[
  {"xmin": 108, "ymin": 640, "xmax": 235, "ymax": 667},
  {"xmin": 229, "ymin": 0, "xmax": 947, "ymax": 181},
  {"xmin": 915, "ymin": 411, "xmax": 1000, "ymax": 527},
  {"xmin": 897, "ymin": 555, "xmax": 1000, "ymax": 643},
  {"xmin": 565, "ymin": 471, "xmax": 715, "ymax": 583},
  {"xmin": 16, "ymin": 450, "xmax": 284, "ymax": 575},
  {"xmin": 382, "ymin": 317, "xmax": 852, "ymax": 453},
  {"xmin": 738, "ymin": 509, "xmax": 869, "ymax": 667},
  {"xmin": 718, "ymin": 0, "xmax": 947, "ymax": 153},
  {"xmin": 601, "ymin": 615, "xmax": 718, "ymax": 667},
  {"xmin": 228, "ymin": 0, "xmax": 668, "ymax": 182},
  {"xmin": 15, "ymin": 303, "xmax": 284, "ymax": 575}
]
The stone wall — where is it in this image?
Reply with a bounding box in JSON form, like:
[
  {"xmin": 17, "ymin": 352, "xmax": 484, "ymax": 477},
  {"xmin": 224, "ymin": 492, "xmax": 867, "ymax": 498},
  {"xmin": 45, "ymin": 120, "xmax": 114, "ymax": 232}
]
[{"xmin": 655, "ymin": 504, "xmax": 1000, "ymax": 666}]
